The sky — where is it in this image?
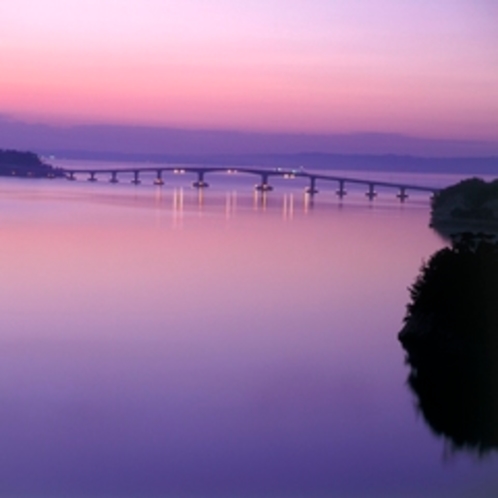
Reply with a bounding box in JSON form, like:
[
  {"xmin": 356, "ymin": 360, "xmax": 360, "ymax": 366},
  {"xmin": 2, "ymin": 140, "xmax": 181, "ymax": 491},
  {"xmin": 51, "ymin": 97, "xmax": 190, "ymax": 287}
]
[{"xmin": 0, "ymin": 0, "xmax": 497, "ymax": 146}]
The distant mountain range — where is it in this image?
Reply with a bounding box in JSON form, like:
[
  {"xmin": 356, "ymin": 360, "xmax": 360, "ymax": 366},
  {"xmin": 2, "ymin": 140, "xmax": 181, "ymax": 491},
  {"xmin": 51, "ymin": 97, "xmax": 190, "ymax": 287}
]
[
  {"xmin": 44, "ymin": 150, "xmax": 498, "ymax": 175},
  {"xmin": 1, "ymin": 116, "xmax": 497, "ymax": 174}
]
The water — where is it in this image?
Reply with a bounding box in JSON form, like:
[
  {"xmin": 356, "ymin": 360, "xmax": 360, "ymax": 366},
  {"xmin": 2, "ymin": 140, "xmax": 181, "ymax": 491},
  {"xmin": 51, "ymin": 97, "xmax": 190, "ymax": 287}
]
[{"xmin": 0, "ymin": 163, "xmax": 497, "ymax": 497}]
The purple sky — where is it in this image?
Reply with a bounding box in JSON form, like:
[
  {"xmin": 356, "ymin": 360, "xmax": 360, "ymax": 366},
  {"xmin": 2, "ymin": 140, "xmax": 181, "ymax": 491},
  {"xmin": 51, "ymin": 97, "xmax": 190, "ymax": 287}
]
[{"xmin": 0, "ymin": 1, "xmax": 497, "ymax": 155}]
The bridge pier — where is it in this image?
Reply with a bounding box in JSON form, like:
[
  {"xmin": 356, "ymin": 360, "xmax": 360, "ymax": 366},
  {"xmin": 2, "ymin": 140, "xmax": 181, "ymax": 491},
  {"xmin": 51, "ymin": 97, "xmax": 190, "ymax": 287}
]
[
  {"xmin": 57, "ymin": 167, "xmax": 437, "ymax": 203},
  {"xmin": 366, "ymin": 183, "xmax": 377, "ymax": 201},
  {"xmin": 154, "ymin": 170, "xmax": 165, "ymax": 185},
  {"xmin": 305, "ymin": 176, "xmax": 319, "ymax": 195},
  {"xmin": 192, "ymin": 171, "xmax": 209, "ymax": 188},
  {"xmin": 131, "ymin": 170, "xmax": 141, "ymax": 185},
  {"xmin": 397, "ymin": 187, "xmax": 408, "ymax": 202},
  {"xmin": 255, "ymin": 173, "xmax": 273, "ymax": 192},
  {"xmin": 336, "ymin": 180, "xmax": 347, "ymax": 198}
]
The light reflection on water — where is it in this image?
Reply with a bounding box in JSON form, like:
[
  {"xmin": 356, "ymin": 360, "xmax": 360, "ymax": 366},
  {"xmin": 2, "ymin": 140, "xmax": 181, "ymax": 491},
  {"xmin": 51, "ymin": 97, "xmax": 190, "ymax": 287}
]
[{"xmin": 0, "ymin": 175, "xmax": 497, "ymax": 497}]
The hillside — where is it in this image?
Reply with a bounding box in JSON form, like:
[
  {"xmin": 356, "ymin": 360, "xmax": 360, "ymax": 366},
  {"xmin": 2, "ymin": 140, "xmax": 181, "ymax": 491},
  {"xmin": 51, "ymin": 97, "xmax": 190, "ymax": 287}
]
[
  {"xmin": 0, "ymin": 149, "xmax": 63, "ymax": 178},
  {"xmin": 430, "ymin": 178, "xmax": 498, "ymax": 231}
]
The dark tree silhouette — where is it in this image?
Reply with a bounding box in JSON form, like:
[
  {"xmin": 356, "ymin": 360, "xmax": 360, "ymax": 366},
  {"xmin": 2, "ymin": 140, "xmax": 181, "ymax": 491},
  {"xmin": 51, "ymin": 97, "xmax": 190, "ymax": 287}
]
[
  {"xmin": 399, "ymin": 233, "xmax": 498, "ymax": 454},
  {"xmin": 0, "ymin": 149, "xmax": 63, "ymax": 177},
  {"xmin": 431, "ymin": 178, "xmax": 498, "ymax": 228}
]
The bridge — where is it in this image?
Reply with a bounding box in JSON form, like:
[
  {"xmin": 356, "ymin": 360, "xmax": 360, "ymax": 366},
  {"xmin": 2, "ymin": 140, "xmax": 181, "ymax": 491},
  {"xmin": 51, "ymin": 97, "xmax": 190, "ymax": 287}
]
[{"xmin": 61, "ymin": 166, "xmax": 439, "ymax": 202}]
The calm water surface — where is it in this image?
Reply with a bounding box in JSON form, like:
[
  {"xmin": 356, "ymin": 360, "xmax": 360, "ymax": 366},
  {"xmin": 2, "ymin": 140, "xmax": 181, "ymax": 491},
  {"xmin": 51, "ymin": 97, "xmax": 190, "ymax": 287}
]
[{"xmin": 0, "ymin": 168, "xmax": 497, "ymax": 497}]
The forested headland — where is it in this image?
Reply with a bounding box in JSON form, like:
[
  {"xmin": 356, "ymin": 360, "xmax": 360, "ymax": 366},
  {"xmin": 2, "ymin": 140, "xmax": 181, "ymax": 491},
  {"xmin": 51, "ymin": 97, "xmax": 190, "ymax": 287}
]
[
  {"xmin": 431, "ymin": 178, "xmax": 498, "ymax": 229},
  {"xmin": 399, "ymin": 234, "xmax": 498, "ymax": 454},
  {"xmin": 0, "ymin": 149, "xmax": 63, "ymax": 178}
]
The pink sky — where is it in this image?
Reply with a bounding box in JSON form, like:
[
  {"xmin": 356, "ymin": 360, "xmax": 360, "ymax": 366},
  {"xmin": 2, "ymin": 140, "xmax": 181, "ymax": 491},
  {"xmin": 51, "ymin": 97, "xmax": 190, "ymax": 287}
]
[{"xmin": 0, "ymin": 0, "xmax": 497, "ymax": 141}]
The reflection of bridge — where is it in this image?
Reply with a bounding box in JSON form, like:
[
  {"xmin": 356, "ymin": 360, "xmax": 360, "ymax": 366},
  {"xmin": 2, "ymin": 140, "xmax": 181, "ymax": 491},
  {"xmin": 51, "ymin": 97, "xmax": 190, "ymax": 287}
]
[{"xmin": 62, "ymin": 166, "xmax": 439, "ymax": 201}]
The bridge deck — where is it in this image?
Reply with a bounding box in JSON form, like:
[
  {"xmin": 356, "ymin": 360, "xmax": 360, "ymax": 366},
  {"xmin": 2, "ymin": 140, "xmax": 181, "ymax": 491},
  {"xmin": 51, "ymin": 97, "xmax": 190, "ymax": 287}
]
[{"xmin": 62, "ymin": 166, "xmax": 439, "ymax": 195}]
